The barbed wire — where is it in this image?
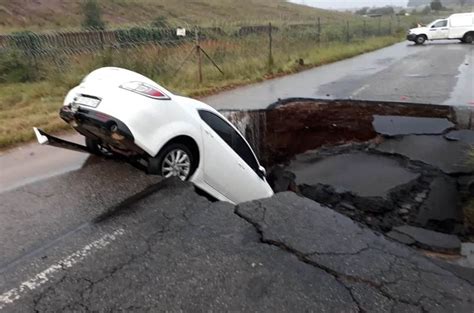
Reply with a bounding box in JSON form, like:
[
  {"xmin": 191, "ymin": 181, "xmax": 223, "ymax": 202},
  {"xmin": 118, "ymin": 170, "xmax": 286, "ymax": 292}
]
[{"xmin": 0, "ymin": 16, "xmax": 435, "ymax": 85}]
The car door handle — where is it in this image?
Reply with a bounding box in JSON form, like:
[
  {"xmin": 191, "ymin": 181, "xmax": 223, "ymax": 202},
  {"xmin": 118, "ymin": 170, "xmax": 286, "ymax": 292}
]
[
  {"xmin": 238, "ymin": 163, "xmax": 245, "ymax": 170},
  {"xmin": 441, "ymin": 28, "xmax": 448, "ymax": 30},
  {"xmin": 204, "ymin": 130, "xmax": 214, "ymax": 138}
]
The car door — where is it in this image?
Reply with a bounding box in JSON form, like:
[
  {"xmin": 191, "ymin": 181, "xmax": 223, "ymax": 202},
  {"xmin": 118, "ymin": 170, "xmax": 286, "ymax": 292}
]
[
  {"xmin": 430, "ymin": 20, "xmax": 449, "ymax": 39},
  {"xmin": 198, "ymin": 110, "xmax": 270, "ymax": 203}
]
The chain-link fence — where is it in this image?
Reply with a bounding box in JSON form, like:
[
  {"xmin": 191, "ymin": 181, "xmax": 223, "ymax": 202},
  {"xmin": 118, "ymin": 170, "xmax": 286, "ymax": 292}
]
[{"xmin": 0, "ymin": 15, "xmax": 432, "ymax": 88}]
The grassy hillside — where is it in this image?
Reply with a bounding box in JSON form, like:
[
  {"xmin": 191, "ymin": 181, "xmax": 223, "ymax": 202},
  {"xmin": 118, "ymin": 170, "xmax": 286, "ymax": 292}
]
[{"xmin": 0, "ymin": 0, "xmax": 349, "ymax": 32}]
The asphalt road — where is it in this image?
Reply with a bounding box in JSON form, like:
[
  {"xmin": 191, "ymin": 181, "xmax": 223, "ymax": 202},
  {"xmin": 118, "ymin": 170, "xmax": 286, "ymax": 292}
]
[
  {"xmin": 0, "ymin": 40, "xmax": 473, "ymax": 311},
  {"xmin": 206, "ymin": 40, "xmax": 473, "ymax": 109}
]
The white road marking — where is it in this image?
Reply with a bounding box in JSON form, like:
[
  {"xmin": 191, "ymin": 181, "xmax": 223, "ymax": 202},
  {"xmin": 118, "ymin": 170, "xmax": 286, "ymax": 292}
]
[
  {"xmin": 352, "ymin": 84, "xmax": 370, "ymax": 97},
  {"xmin": 0, "ymin": 228, "xmax": 125, "ymax": 310}
]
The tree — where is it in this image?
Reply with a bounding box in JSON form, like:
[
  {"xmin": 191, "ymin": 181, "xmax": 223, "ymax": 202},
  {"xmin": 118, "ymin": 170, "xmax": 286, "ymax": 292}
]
[
  {"xmin": 82, "ymin": 0, "xmax": 105, "ymax": 30},
  {"xmin": 430, "ymin": 0, "xmax": 443, "ymax": 11},
  {"xmin": 421, "ymin": 5, "xmax": 431, "ymax": 14},
  {"xmin": 368, "ymin": 6, "xmax": 395, "ymax": 16},
  {"xmin": 459, "ymin": 0, "xmax": 467, "ymax": 6},
  {"xmin": 355, "ymin": 7, "xmax": 369, "ymax": 15}
]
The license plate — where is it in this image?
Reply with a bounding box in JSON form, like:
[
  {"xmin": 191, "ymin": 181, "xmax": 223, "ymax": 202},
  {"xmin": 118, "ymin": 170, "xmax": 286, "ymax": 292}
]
[{"xmin": 74, "ymin": 96, "xmax": 101, "ymax": 108}]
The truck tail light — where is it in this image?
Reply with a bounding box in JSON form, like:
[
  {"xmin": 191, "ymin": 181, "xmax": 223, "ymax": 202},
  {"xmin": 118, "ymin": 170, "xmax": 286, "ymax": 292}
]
[{"xmin": 119, "ymin": 81, "xmax": 170, "ymax": 100}]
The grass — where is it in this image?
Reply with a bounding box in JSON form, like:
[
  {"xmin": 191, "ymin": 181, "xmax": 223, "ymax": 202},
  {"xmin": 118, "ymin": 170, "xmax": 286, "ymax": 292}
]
[{"xmin": 0, "ymin": 34, "xmax": 402, "ymax": 149}]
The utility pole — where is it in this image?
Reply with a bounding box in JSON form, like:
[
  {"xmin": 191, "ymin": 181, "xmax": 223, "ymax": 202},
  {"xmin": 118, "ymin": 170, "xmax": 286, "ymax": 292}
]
[{"xmin": 268, "ymin": 22, "xmax": 273, "ymax": 68}]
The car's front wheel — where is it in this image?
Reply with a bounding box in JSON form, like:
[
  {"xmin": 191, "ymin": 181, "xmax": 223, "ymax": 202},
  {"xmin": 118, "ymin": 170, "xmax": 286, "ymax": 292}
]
[
  {"xmin": 415, "ymin": 35, "xmax": 426, "ymax": 45},
  {"xmin": 150, "ymin": 143, "xmax": 195, "ymax": 181}
]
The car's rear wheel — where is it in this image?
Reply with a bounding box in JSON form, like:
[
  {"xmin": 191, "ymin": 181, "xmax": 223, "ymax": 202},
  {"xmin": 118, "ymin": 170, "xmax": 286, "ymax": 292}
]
[
  {"xmin": 85, "ymin": 138, "xmax": 114, "ymax": 157},
  {"xmin": 150, "ymin": 143, "xmax": 195, "ymax": 181},
  {"xmin": 415, "ymin": 35, "xmax": 426, "ymax": 45},
  {"xmin": 463, "ymin": 33, "xmax": 473, "ymax": 44}
]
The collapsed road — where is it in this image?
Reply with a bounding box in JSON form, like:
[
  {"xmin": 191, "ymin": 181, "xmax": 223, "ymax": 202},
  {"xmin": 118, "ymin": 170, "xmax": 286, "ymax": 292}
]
[
  {"xmin": 1, "ymin": 98, "xmax": 474, "ymax": 312},
  {"xmin": 1, "ymin": 40, "xmax": 474, "ymax": 311}
]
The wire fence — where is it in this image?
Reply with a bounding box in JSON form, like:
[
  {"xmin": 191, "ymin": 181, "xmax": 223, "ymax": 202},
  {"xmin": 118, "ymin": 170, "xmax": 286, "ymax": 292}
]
[{"xmin": 0, "ymin": 16, "xmax": 431, "ymax": 86}]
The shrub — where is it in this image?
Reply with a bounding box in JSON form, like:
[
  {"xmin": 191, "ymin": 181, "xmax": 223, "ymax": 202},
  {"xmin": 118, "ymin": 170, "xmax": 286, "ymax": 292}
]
[
  {"xmin": 82, "ymin": 0, "xmax": 105, "ymax": 30},
  {"xmin": 0, "ymin": 50, "xmax": 36, "ymax": 83}
]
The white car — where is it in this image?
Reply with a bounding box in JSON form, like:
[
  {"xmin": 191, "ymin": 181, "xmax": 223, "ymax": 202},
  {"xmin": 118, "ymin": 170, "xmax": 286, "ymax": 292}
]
[
  {"xmin": 407, "ymin": 12, "xmax": 474, "ymax": 45},
  {"xmin": 34, "ymin": 67, "xmax": 274, "ymax": 204}
]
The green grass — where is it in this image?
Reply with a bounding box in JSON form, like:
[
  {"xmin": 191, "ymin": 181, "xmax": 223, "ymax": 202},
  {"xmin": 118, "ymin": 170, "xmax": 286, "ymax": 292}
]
[{"xmin": 0, "ymin": 34, "xmax": 402, "ymax": 149}]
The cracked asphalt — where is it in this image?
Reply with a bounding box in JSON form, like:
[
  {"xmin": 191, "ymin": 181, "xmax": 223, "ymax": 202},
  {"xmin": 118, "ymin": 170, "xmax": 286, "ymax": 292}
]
[
  {"xmin": 1, "ymin": 40, "xmax": 473, "ymax": 312},
  {"xmin": 1, "ymin": 180, "xmax": 473, "ymax": 312}
]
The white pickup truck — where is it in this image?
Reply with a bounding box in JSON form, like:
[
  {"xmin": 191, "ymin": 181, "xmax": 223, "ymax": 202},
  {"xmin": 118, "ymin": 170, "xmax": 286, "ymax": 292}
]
[{"xmin": 407, "ymin": 12, "xmax": 474, "ymax": 45}]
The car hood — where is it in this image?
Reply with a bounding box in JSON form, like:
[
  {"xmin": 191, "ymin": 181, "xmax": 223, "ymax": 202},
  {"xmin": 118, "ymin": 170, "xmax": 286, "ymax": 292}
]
[{"xmin": 409, "ymin": 27, "xmax": 429, "ymax": 34}]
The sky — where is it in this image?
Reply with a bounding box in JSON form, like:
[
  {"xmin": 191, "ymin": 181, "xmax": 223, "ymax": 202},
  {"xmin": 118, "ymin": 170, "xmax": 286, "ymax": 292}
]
[{"xmin": 289, "ymin": 0, "xmax": 409, "ymax": 9}]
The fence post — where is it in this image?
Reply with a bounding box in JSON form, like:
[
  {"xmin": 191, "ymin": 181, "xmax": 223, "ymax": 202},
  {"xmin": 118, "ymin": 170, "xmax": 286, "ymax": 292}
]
[
  {"xmin": 378, "ymin": 16, "xmax": 382, "ymax": 36},
  {"xmin": 317, "ymin": 17, "xmax": 321, "ymax": 46},
  {"xmin": 346, "ymin": 21, "xmax": 350, "ymax": 42},
  {"xmin": 268, "ymin": 22, "xmax": 273, "ymax": 69},
  {"xmin": 389, "ymin": 19, "xmax": 392, "ymax": 35},
  {"xmin": 195, "ymin": 29, "xmax": 203, "ymax": 84}
]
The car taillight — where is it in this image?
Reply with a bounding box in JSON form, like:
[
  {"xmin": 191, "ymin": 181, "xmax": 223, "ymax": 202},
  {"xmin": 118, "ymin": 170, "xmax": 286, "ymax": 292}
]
[{"xmin": 119, "ymin": 81, "xmax": 170, "ymax": 100}]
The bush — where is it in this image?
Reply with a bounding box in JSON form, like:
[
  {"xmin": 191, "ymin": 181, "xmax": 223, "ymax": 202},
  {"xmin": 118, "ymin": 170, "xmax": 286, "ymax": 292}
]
[
  {"xmin": 0, "ymin": 50, "xmax": 36, "ymax": 83},
  {"xmin": 82, "ymin": 0, "xmax": 105, "ymax": 30}
]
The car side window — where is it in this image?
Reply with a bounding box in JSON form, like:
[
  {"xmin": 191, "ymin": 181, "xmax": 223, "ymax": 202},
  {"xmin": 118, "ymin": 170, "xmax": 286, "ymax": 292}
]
[
  {"xmin": 198, "ymin": 110, "xmax": 233, "ymax": 147},
  {"xmin": 199, "ymin": 110, "xmax": 260, "ymax": 176},
  {"xmin": 433, "ymin": 20, "xmax": 447, "ymax": 28},
  {"xmin": 231, "ymin": 131, "xmax": 259, "ymax": 174}
]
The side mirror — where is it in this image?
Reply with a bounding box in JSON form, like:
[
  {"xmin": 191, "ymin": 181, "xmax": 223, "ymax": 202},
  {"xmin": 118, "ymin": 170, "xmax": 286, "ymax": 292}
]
[{"xmin": 258, "ymin": 165, "xmax": 267, "ymax": 178}]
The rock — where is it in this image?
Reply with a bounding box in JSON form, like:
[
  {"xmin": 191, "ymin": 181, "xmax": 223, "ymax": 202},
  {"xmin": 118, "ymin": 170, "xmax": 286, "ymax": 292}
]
[
  {"xmin": 392, "ymin": 225, "xmax": 461, "ymax": 253},
  {"xmin": 267, "ymin": 166, "xmax": 297, "ymax": 193},
  {"xmin": 372, "ymin": 115, "xmax": 454, "ymax": 136},
  {"xmin": 299, "ymin": 184, "xmax": 343, "ymax": 207},
  {"xmin": 386, "ymin": 231, "xmax": 416, "ymax": 245},
  {"xmin": 401, "ymin": 203, "xmax": 412, "ymax": 210},
  {"xmin": 398, "ymin": 208, "xmax": 409, "ymax": 215}
]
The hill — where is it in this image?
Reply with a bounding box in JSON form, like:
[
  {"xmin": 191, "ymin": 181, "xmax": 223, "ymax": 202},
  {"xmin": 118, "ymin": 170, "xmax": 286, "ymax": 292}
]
[
  {"xmin": 0, "ymin": 0, "xmax": 349, "ymax": 32},
  {"xmin": 408, "ymin": 0, "xmax": 474, "ymax": 7}
]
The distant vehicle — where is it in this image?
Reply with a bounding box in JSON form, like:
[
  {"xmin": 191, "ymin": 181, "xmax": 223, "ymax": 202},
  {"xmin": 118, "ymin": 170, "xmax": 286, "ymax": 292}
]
[
  {"xmin": 34, "ymin": 67, "xmax": 274, "ymax": 204},
  {"xmin": 407, "ymin": 12, "xmax": 474, "ymax": 45}
]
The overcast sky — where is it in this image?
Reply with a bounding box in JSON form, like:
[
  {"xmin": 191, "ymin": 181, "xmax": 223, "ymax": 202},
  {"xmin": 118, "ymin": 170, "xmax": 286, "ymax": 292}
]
[{"xmin": 289, "ymin": 0, "xmax": 409, "ymax": 9}]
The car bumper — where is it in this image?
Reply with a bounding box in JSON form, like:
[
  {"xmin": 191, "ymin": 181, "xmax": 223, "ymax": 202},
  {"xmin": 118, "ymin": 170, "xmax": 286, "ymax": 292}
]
[
  {"xmin": 406, "ymin": 34, "xmax": 417, "ymax": 41},
  {"xmin": 60, "ymin": 105, "xmax": 145, "ymax": 155}
]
